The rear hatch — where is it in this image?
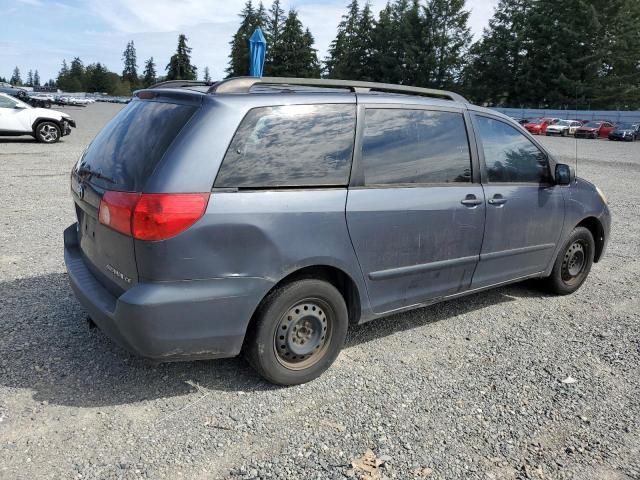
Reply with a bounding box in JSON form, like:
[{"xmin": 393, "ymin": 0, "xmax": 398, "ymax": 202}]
[{"xmin": 71, "ymin": 95, "xmax": 200, "ymax": 296}]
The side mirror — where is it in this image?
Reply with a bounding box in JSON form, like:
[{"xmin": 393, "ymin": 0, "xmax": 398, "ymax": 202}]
[{"xmin": 555, "ymin": 163, "xmax": 571, "ymax": 185}]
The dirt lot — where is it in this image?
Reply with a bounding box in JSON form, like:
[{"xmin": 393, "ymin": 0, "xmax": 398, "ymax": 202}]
[{"xmin": 0, "ymin": 104, "xmax": 638, "ymax": 480}]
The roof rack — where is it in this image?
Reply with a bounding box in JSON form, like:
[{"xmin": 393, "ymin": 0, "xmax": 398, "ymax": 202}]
[
  {"xmin": 150, "ymin": 80, "xmax": 214, "ymax": 89},
  {"xmin": 208, "ymin": 77, "xmax": 468, "ymax": 103}
]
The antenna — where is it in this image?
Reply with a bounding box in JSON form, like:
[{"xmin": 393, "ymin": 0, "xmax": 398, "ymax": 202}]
[{"xmin": 575, "ymin": 86, "xmax": 579, "ymax": 181}]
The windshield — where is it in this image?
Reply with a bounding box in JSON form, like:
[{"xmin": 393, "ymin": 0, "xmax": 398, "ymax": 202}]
[
  {"xmin": 556, "ymin": 121, "xmax": 571, "ymax": 126},
  {"xmin": 616, "ymin": 123, "xmax": 637, "ymax": 130},
  {"xmin": 76, "ymin": 99, "xmax": 198, "ymax": 191},
  {"xmin": 583, "ymin": 122, "xmax": 601, "ymax": 128}
]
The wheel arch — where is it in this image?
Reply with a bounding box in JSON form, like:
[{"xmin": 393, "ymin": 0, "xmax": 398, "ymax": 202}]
[
  {"xmin": 248, "ymin": 264, "xmax": 363, "ymax": 336},
  {"xmin": 576, "ymin": 216, "xmax": 605, "ymax": 262},
  {"xmin": 31, "ymin": 116, "xmax": 62, "ymax": 134}
]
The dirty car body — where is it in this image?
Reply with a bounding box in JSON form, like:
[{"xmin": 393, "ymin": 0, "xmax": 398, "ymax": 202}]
[{"xmin": 64, "ymin": 78, "xmax": 611, "ymax": 384}]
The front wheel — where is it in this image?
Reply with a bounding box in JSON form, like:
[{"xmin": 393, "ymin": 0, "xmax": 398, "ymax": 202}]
[
  {"xmin": 245, "ymin": 279, "xmax": 349, "ymax": 385},
  {"xmin": 35, "ymin": 121, "xmax": 61, "ymax": 143},
  {"xmin": 542, "ymin": 227, "xmax": 595, "ymax": 295}
]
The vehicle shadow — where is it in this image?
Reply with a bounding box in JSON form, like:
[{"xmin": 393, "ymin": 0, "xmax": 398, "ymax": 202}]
[
  {"xmin": 0, "ymin": 138, "xmax": 37, "ymax": 144},
  {"xmin": 0, "ymin": 273, "xmax": 550, "ymax": 408}
]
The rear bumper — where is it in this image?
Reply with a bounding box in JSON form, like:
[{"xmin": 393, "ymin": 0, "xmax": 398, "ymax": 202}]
[{"xmin": 63, "ymin": 224, "xmax": 272, "ymax": 361}]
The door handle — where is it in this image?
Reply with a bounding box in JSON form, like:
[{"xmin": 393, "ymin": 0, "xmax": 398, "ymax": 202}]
[
  {"xmin": 461, "ymin": 194, "xmax": 483, "ymax": 207},
  {"xmin": 488, "ymin": 194, "xmax": 507, "ymax": 206}
]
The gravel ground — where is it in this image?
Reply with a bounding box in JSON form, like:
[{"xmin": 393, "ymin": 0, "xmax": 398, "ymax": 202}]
[{"xmin": 0, "ymin": 104, "xmax": 638, "ymax": 480}]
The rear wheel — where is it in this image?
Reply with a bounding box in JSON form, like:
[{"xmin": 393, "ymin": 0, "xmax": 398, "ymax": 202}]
[
  {"xmin": 35, "ymin": 121, "xmax": 60, "ymax": 143},
  {"xmin": 245, "ymin": 279, "xmax": 348, "ymax": 385},
  {"xmin": 542, "ymin": 227, "xmax": 595, "ymax": 295},
  {"xmin": 562, "ymin": 129, "xmax": 568, "ymax": 137}
]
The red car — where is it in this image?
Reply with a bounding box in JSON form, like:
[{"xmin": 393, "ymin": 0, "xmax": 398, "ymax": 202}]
[
  {"xmin": 574, "ymin": 121, "xmax": 615, "ymax": 139},
  {"xmin": 523, "ymin": 117, "xmax": 560, "ymax": 135}
]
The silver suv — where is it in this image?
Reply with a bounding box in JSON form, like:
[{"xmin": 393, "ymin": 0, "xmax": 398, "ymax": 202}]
[{"xmin": 64, "ymin": 77, "xmax": 611, "ymax": 385}]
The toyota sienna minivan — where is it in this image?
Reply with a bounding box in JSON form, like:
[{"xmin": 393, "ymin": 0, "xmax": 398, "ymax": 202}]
[{"xmin": 64, "ymin": 77, "xmax": 610, "ymax": 385}]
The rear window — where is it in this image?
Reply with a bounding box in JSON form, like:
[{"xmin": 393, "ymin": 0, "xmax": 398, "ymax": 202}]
[
  {"xmin": 79, "ymin": 99, "xmax": 198, "ymax": 191},
  {"xmin": 215, "ymin": 104, "xmax": 356, "ymax": 188}
]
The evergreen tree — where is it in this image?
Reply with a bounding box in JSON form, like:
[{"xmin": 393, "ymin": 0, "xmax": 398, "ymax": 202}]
[
  {"xmin": 226, "ymin": 1, "xmax": 268, "ymax": 77},
  {"xmin": 122, "ymin": 40, "xmax": 139, "ymax": 87},
  {"xmin": 85, "ymin": 62, "xmax": 111, "ymax": 92},
  {"xmin": 10, "ymin": 66, "xmax": 22, "ymax": 85},
  {"xmin": 325, "ymin": 0, "xmax": 362, "ymax": 79},
  {"xmin": 264, "ymin": 0, "xmax": 286, "ymax": 76},
  {"xmin": 26, "ymin": 70, "xmax": 34, "ymax": 87},
  {"xmin": 203, "ymin": 66, "xmax": 212, "ymax": 82},
  {"xmin": 33, "ymin": 70, "xmax": 40, "ymax": 86},
  {"xmin": 276, "ymin": 10, "xmax": 320, "ymax": 77},
  {"xmin": 166, "ymin": 34, "xmax": 198, "ymax": 80},
  {"xmin": 462, "ymin": 0, "xmax": 533, "ymax": 105},
  {"xmin": 425, "ymin": 0, "xmax": 471, "ymax": 88},
  {"xmin": 142, "ymin": 57, "xmax": 157, "ymax": 87},
  {"xmin": 357, "ymin": 3, "xmax": 376, "ymax": 80},
  {"xmin": 370, "ymin": 3, "xmax": 398, "ymax": 83}
]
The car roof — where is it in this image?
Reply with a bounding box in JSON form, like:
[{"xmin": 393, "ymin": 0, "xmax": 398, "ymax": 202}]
[{"xmin": 142, "ymin": 77, "xmax": 470, "ymax": 109}]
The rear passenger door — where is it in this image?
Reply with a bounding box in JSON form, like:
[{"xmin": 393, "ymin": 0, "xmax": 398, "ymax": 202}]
[
  {"xmin": 470, "ymin": 113, "xmax": 564, "ymax": 289},
  {"xmin": 346, "ymin": 105, "xmax": 485, "ymax": 314}
]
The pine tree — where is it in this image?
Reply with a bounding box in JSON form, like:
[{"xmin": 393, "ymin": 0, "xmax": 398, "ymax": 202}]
[
  {"xmin": 203, "ymin": 66, "xmax": 212, "ymax": 82},
  {"xmin": 122, "ymin": 40, "xmax": 139, "ymax": 88},
  {"xmin": 276, "ymin": 10, "xmax": 320, "ymax": 77},
  {"xmin": 226, "ymin": 1, "xmax": 268, "ymax": 77},
  {"xmin": 462, "ymin": 0, "xmax": 533, "ymax": 105},
  {"xmin": 10, "ymin": 66, "xmax": 22, "ymax": 86},
  {"xmin": 33, "ymin": 70, "xmax": 40, "ymax": 86},
  {"xmin": 26, "ymin": 70, "xmax": 34, "ymax": 87},
  {"xmin": 325, "ymin": 0, "xmax": 362, "ymax": 79},
  {"xmin": 166, "ymin": 34, "xmax": 198, "ymax": 80},
  {"xmin": 264, "ymin": 0, "xmax": 286, "ymax": 76},
  {"xmin": 86, "ymin": 62, "xmax": 111, "ymax": 92},
  {"xmin": 357, "ymin": 3, "xmax": 376, "ymax": 80},
  {"xmin": 142, "ymin": 57, "xmax": 157, "ymax": 87},
  {"xmin": 426, "ymin": 0, "xmax": 471, "ymax": 88},
  {"xmin": 370, "ymin": 4, "xmax": 398, "ymax": 83}
]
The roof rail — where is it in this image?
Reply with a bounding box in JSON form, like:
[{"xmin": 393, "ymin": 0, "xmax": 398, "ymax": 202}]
[
  {"xmin": 208, "ymin": 77, "xmax": 468, "ymax": 103},
  {"xmin": 150, "ymin": 80, "xmax": 214, "ymax": 89}
]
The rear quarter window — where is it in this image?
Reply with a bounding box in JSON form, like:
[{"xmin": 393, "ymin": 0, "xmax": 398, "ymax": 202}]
[
  {"xmin": 215, "ymin": 104, "xmax": 356, "ymax": 188},
  {"xmin": 79, "ymin": 99, "xmax": 198, "ymax": 191}
]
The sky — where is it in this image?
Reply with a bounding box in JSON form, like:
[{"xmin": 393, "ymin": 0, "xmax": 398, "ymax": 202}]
[{"xmin": 0, "ymin": 0, "xmax": 498, "ymax": 83}]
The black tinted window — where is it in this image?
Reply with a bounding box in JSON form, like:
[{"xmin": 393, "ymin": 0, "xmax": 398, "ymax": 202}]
[
  {"xmin": 361, "ymin": 109, "xmax": 471, "ymax": 185},
  {"xmin": 475, "ymin": 116, "xmax": 551, "ymax": 183},
  {"xmin": 216, "ymin": 104, "xmax": 355, "ymax": 188},
  {"xmin": 79, "ymin": 99, "xmax": 197, "ymax": 191}
]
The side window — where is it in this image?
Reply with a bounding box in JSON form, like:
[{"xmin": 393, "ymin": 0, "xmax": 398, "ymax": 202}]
[
  {"xmin": 215, "ymin": 104, "xmax": 356, "ymax": 188},
  {"xmin": 0, "ymin": 96, "xmax": 17, "ymax": 108},
  {"xmin": 475, "ymin": 115, "xmax": 551, "ymax": 184},
  {"xmin": 361, "ymin": 109, "xmax": 472, "ymax": 185}
]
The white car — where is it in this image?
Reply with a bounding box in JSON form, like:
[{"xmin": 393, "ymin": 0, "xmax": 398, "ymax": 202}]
[
  {"xmin": 0, "ymin": 92, "xmax": 75, "ymax": 143},
  {"xmin": 545, "ymin": 120, "xmax": 583, "ymax": 137}
]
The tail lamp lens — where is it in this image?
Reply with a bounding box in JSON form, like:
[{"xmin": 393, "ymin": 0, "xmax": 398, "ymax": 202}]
[{"xmin": 99, "ymin": 192, "xmax": 209, "ymax": 241}]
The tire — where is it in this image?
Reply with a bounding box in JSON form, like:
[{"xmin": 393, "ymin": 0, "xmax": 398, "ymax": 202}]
[
  {"xmin": 542, "ymin": 227, "xmax": 595, "ymax": 295},
  {"xmin": 245, "ymin": 279, "xmax": 349, "ymax": 385},
  {"xmin": 35, "ymin": 121, "xmax": 61, "ymax": 143},
  {"xmin": 562, "ymin": 130, "xmax": 568, "ymax": 137}
]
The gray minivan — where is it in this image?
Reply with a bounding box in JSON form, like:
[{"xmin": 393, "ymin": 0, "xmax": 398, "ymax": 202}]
[{"xmin": 64, "ymin": 77, "xmax": 610, "ymax": 385}]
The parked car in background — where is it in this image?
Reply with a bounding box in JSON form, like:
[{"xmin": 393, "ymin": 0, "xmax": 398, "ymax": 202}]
[
  {"xmin": 510, "ymin": 117, "xmax": 530, "ymax": 125},
  {"xmin": 0, "ymin": 92, "xmax": 75, "ymax": 143},
  {"xmin": 64, "ymin": 77, "xmax": 610, "ymax": 385},
  {"xmin": 545, "ymin": 120, "xmax": 583, "ymax": 137},
  {"xmin": 575, "ymin": 121, "xmax": 615, "ymax": 139},
  {"xmin": 524, "ymin": 117, "xmax": 560, "ymax": 135},
  {"xmin": 0, "ymin": 81, "xmax": 28, "ymax": 99},
  {"xmin": 608, "ymin": 122, "xmax": 639, "ymax": 142}
]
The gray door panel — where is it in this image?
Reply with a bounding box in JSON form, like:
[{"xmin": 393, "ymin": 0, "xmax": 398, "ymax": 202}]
[
  {"xmin": 346, "ymin": 186, "xmax": 486, "ymax": 313},
  {"xmin": 471, "ymin": 184, "xmax": 564, "ymax": 288}
]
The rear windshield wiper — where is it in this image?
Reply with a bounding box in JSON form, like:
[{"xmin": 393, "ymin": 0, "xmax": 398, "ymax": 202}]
[{"xmin": 76, "ymin": 166, "xmax": 116, "ymax": 185}]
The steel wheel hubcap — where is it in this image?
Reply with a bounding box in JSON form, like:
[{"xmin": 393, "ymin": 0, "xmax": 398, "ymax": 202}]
[
  {"xmin": 274, "ymin": 300, "xmax": 331, "ymax": 370},
  {"xmin": 562, "ymin": 241, "xmax": 586, "ymax": 281}
]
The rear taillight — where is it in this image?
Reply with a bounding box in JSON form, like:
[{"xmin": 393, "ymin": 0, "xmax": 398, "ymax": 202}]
[{"xmin": 99, "ymin": 192, "xmax": 209, "ymax": 241}]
